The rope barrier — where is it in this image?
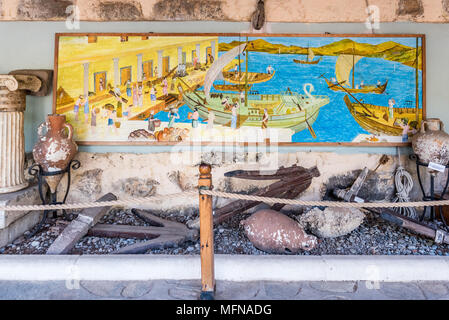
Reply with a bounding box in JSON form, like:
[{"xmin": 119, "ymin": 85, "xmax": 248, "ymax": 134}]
[
  {"xmin": 0, "ymin": 192, "xmax": 197, "ymax": 212},
  {"xmin": 1, "ymin": 189, "xmax": 449, "ymax": 212},
  {"xmin": 199, "ymin": 189, "xmax": 449, "ymax": 208}
]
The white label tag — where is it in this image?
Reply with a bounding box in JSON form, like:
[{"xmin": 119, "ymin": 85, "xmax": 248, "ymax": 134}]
[
  {"xmin": 354, "ymin": 196, "xmax": 365, "ymax": 203},
  {"xmin": 428, "ymin": 162, "xmax": 446, "ymax": 173}
]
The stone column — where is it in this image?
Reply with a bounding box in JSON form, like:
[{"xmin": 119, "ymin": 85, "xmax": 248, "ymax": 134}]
[
  {"xmin": 0, "ymin": 71, "xmax": 52, "ymax": 195},
  {"xmin": 0, "ymin": 76, "xmax": 28, "ymax": 193}
]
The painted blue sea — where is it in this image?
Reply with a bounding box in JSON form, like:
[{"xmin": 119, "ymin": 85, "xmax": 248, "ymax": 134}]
[{"xmin": 155, "ymin": 36, "xmax": 423, "ymax": 143}]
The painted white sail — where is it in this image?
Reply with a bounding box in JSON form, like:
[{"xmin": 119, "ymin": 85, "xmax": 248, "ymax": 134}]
[
  {"xmin": 308, "ymin": 48, "xmax": 315, "ymax": 61},
  {"xmin": 204, "ymin": 43, "xmax": 247, "ymax": 100},
  {"xmin": 335, "ymin": 54, "xmax": 363, "ymax": 87},
  {"xmin": 216, "ymin": 71, "xmax": 224, "ymax": 81}
]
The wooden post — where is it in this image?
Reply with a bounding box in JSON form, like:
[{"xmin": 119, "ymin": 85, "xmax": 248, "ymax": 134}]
[{"xmin": 198, "ymin": 163, "xmax": 215, "ymax": 300}]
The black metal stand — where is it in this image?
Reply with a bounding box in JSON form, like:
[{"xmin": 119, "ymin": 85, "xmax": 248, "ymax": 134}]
[
  {"xmin": 410, "ymin": 154, "xmax": 449, "ymax": 228},
  {"xmin": 27, "ymin": 159, "xmax": 80, "ymax": 237}
]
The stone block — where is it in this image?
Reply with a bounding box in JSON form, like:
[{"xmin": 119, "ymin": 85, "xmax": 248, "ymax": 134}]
[
  {"xmin": 16, "ymin": 0, "xmax": 74, "ymax": 20},
  {"xmin": 0, "ymin": 210, "xmax": 41, "ymax": 248},
  {"xmin": 0, "ymin": 183, "xmax": 42, "ymax": 229},
  {"xmin": 46, "ymin": 219, "xmax": 90, "ymax": 255}
]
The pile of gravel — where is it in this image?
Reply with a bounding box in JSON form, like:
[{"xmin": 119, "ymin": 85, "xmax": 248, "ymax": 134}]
[{"xmin": 1, "ymin": 208, "xmax": 449, "ymax": 256}]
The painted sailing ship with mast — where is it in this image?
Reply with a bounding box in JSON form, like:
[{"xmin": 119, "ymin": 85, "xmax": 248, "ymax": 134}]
[
  {"xmin": 293, "ymin": 44, "xmax": 322, "ymax": 65},
  {"xmin": 180, "ymin": 41, "xmax": 330, "ymax": 135},
  {"xmin": 342, "ymin": 39, "xmax": 422, "ymax": 137},
  {"xmin": 343, "ymin": 95, "xmax": 421, "ymax": 136},
  {"xmin": 324, "ymin": 43, "xmax": 388, "ymax": 94},
  {"xmin": 220, "ymin": 41, "xmax": 275, "ymax": 85}
]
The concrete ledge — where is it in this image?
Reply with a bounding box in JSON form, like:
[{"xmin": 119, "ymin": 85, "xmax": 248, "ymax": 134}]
[{"xmin": 0, "ymin": 255, "xmax": 449, "ymax": 282}]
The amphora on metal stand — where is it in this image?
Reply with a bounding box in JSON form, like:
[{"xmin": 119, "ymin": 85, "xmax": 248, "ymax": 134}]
[
  {"xmin": 411, "ymin": 118, "xmax": 449, "ymax": 227},
  {"xmin": 29, "ymin": 114, "xmax": 79, "ymax": 235}
]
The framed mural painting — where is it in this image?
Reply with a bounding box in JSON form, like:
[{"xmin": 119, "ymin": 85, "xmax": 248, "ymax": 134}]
[{"xmin": 53, "ymin": 33, "xmax": 425, "ymax": 146}]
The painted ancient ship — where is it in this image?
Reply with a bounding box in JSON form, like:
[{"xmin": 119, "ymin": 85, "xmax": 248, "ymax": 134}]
[
  {"xmin": 324, "ymin": 45, "xmax": 388, "ymax": 94},
  {"xmin": 212, "ymin": 83, "xmax": 252, "ymax": 91},
  {"xmin": 219, "ymin": 41, "xmax": 275, "ymax": 85},
  {"xmin": 221, "ymin": 70, "xmax": 275, "ymax": 84},
  {"xmin": 343, "ymin": 95, "xmax": 421, "ymax": 136},
  {"xmin": 293, "ymin": 47, "xmax": 322, "ymax": 65},
  {"xmin": 181, "ymin": 42, "xmax": 330, "ymax": 134}
]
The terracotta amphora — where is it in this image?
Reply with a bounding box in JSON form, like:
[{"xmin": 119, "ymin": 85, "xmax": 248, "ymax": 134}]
[
  {"xmin": 32, "ymin": 114, "xmax": 78, "ymax": 193},
  {"xmin": 412, "ymin": 118, "xmax": 449, "ymax": 166}
]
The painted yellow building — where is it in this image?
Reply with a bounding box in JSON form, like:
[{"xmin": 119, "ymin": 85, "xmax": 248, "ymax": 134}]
[{"xmin": 56, "ymin": 35, "xmax": 219, "ymax": 110}]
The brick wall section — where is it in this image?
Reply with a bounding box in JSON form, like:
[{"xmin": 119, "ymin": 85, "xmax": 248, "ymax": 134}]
[{"xmin": 0, "ymin": 0, "xmax": 448, "ymax": 22}]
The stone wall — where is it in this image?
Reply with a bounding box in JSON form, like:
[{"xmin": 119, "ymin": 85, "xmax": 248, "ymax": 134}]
[
  {"xmin": 48, "ymin": 151, "xmax": 437, "ymax": 216},
  {"xmin": 1, "ymin": 0, "xmax": 449, "ymax": 22}
]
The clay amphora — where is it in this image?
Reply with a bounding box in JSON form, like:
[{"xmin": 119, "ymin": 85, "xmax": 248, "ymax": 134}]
[
  {"xmin": 412, "ymin": 118, "xmax": 449, "ymax": 166},
  {"xmin": 32, "ymin": 114, "xmax": 78, "ymax": 193}
]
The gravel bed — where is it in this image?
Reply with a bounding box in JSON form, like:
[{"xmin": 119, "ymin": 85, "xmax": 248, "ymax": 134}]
[{"xmin": 1, "ymin": 208, "xmax": 449, "ymax": 256}]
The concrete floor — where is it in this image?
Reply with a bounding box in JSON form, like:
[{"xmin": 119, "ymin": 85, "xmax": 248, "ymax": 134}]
[{"xmin": 0, "ymin": 280, "xmax": 448, "ymax": 300}]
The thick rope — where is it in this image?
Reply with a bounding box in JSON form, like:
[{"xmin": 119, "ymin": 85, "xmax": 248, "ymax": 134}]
[
  {"xmin": 392, "ymin": 166, "xmax": 418, "ymax": 218},
  {"xmin": 1, "ymin": 189, "xmax": 449, "ymax": 212},
  {"xmin": 199, "ymin": 189, "xmax": 449, "ymax": 208},
  {"xmin": 392, "ymin": 147, "xmax": 418, "ymax": 219},
  {"xmin": 0, "ymin": 192, "xmax": 197, "ymax": 212}
]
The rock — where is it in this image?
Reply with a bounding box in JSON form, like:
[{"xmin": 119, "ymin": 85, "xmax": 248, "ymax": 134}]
[
  {"xmin": 71, "ymin": 169, "xmax": 103, "ymax": 200},
  {"xmin": 241, "ymin": 209, "xmax": 317, "ymax": 254},
  {"xmin": 167, "ymin": 171, "xmax": 194, "ymax": 191},
  {"xmin": 31, "ymin": 241, "xmax": 39, "ymax": 247},
  {"xmin": 97, "ymin": 1, "xmax": 143, "ymax": 20},
  {"xmin": 17, "ymin": 0, "xmax": 73, "ymax": 19},
  {"xmin": 114, "ymin": 177, "xmax": 159, "ymax": 197},
  {"xmin": 300, "ymin": 207, "xmax": 365, "ymax": 238},
  {"xmin": 13, "ymin": 236, "xmax": 25, "ymax": 245},
  {"xmin": 152, "ymin": 0, "xmax": 225, "ymax": 21}
]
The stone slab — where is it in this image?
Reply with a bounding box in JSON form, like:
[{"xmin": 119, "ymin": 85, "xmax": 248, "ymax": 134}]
[
  {"xmin": 0, "ymin": 183, "xmax": 42, "ymax": 229},
  {"xmin": 0, "ymin": 210, "xmax": 41, "ymax": 249},
  {"xmin": 46, "ymin": 193, "xmax": 117, "ymax": 255},
  {"xmin": 0, "ymin": 255, "xmax": 449, "ymax": 283},
  {"xmin": 0, "ymin": 280, "xmax": 448, "ymax": 300},
  {"xmin": 46, "ymin": 219, "xmax": 90, "ymax": 255}
]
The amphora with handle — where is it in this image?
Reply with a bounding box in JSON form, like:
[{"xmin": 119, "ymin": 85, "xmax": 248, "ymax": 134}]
[
  {"xmin": 412, "ymin": 118, "xmax": 449, "ymax": 166},
  {"xmin": 32, "ymin": 114, "xmax": 78, "ymax": 193}
]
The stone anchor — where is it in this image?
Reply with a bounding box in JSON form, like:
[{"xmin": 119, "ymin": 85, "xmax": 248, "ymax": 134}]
[{"xmin": 0, "ymin": 70, "xmax": 53, "ymax": 194}]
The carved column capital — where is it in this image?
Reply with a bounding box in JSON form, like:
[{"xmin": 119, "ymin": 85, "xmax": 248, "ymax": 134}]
[{"xmin": 0, "ymin": 75, "xmax": 19, "ymax": 91}]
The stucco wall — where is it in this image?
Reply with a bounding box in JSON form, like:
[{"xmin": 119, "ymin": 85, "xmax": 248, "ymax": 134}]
[
  {"xmin": 52, "ymin": 151, "xmax": 427, "ymax": 213},
  {"xmin": 2, "ymin": 0, "xmax": 449, "ymax": 23}
]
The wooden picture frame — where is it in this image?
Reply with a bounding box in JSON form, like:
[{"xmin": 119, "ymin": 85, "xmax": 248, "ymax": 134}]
[{"xmin": 53, "ymin": 33, "xmax": 426, "ymax": 147}]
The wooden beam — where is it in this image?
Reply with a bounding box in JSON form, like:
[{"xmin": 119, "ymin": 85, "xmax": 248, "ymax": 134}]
[
  {"xmin": 46, "ymin": 193, "xmax": 117, "ymax": 255},
  {"xmin": 88, "ymin": 224, "xmax": 161, "ymax": 239}
]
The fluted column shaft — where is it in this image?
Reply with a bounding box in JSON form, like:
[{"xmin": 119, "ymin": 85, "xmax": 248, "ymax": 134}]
[{"xmin": 0, "ymin": 86, "xmax": 27, "ymax": 193}]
